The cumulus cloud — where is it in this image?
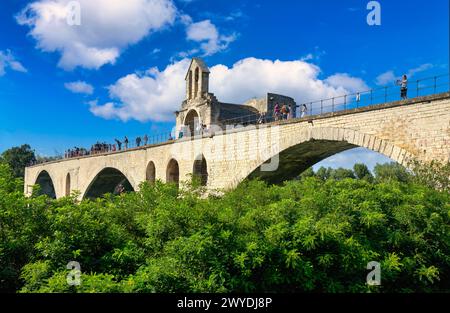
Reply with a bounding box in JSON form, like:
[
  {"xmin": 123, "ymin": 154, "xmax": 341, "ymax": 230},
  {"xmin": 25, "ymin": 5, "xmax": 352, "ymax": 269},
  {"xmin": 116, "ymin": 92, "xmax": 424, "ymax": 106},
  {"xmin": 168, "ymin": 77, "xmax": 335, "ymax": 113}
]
[
  {"xmin": 90, "ymin": 57, "xmax": 368, "ymax": 123},
  {"xmin": 407, "ymin": 63, "xmax": 434, "ymax": 77},
  {"xmin": 325, "ymin": 73, "xmax": 369, "ymax": 94},
  {"xmin": 16, "ymin": 0, "xmax": 177, "ymax": 70},
  {"xmin": 0, "ymin": 50, "xmax": 27, "ymax": 76},
  {"xmin": 186, "ymin": 19, "xmax": 236, "ymax": 56},
  {"xmin": 90, "ymin": 59, "xmax": 191, "ymax": 122},
  {"xmin": 376, "ymin": 63, "xmax": 434, "ymax": 86},
  {"xmin": 375, "ymin": 70, "xmax": 396, "ymax": 86},
  {"xmin": 64, "ymin": 81, "xmax": 94, "ymax": 95}
]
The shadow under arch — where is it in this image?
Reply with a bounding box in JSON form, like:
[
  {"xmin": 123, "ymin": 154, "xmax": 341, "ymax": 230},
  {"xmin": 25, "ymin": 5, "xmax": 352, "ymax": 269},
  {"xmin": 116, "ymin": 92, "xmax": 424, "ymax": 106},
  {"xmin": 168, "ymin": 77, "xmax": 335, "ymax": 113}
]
[
  {"xmin": 83, "ymin": 167, "xmax": 134, "ymax": 199},
  {"xmin": 146, "ymin": 161, "xmax": 156, "ymax": 183},
  {"xmin": 35, "ymin": 170, "xmax": 56, "ymax": 198},
  {"xmin": 248, "ymin": 140, "xmax": 357, "ymax": 184},
  {"xmin": 166, "ymin": 159, "xmax": 180, "ymax": 186},
  {"xmin": 245, "ymin": 128, "xmax": 412, "ymax": 185},
  {"xmin": 193, "ymin": 155, "xmax": 208, "ymax": 186}
]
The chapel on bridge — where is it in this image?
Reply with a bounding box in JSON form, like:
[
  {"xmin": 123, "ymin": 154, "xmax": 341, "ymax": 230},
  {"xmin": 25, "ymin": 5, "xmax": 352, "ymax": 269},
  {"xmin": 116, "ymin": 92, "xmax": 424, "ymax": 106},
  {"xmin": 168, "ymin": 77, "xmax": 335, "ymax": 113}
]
[{"xmin": 175, "ymin": 58, "xmax": 296, "ymax": 136}]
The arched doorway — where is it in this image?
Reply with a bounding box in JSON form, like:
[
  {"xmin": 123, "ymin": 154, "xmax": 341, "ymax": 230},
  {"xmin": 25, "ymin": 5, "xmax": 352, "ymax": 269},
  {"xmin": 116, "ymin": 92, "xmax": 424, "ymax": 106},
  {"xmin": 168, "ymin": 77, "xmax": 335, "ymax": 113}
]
[
  {"xmin": 184, "ymin": 109, "xmax": 200, "ymax": 137},
  {"xmin": 193, "ymin": 155, "xmax": 208, "ymax": 186},
  {"xmin": 65, "ymin": 173, "xmax": 71, "ymax": 196},
  {"xmin": 146, "ymin": 161, "xmax": 156, "ymax": 183},
  {"xmin": 35, "ymin": 170, "xmax": 56, "ymax": 198},
  {"xmin": 84, "ymin": 167, "xmax": 134, "ymax": 199},
  {"xmin": 166, "ymin": 159, "xmax": 179, "ymax": 186}
]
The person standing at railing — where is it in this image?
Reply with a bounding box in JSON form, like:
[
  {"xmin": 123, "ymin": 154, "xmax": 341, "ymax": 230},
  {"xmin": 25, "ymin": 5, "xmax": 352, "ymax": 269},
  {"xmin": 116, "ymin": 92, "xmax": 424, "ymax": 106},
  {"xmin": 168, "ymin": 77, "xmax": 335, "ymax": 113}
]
[
  {"xmin": 143, "ymin": 134, "xmax": 148, "ymax": 146},
  {"xmin": 115, "ymin": 139, "xmax": 122, "ymax": 151},
  {"xmin": 257, "ymin": 111, "xmax": 266, "ymax": 124},
  {"xmin": 397, "ymin": 74, "xmax": 408, "ymax": 100},
  {"xmin": 273, "ymin": 103, "xmax": 280, "ymax": 121},
  {"xmin": 288, "ymin": 104, "xmax": 294, "ymax": 119},
  {"xmin": 280, "ymin": 104, "xmax": 287, "ymax": 120},
  {"xmin": 124, "ymin": 136, "xmax": 129, "ymax": 150},
  {"xmin": 301, "ymin": 104, "xmax": 307, "ymax": 118},
  {"xmin": 136, "ymin": 136, "xmax": 142, "ymax": 147}
]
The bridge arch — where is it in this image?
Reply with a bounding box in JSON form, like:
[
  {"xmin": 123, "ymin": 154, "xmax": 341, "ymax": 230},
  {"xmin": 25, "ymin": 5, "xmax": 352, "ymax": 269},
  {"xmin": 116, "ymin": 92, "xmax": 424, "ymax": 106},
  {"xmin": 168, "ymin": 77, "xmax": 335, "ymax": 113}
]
[
  {"xmin": 83, "ymin": 167, "xmax": 134, "ymax": 199},
  {"xmin": 166, "ymin": 159, "xmax": 180, "ymax": 186},
  {"xmin": 193, "ymin": 155, "xmax": 208, "ymax": 186},
  {"xmin": 34, "ymin": 170, "xmax": 56, "ymax": 198},
  {"xmin": 146, "ymin": 161, "xmax": 156, "ymax": 183},
  {"xmin": 241, "ymin": 127, "xmax": 413, "ymax": 185}
]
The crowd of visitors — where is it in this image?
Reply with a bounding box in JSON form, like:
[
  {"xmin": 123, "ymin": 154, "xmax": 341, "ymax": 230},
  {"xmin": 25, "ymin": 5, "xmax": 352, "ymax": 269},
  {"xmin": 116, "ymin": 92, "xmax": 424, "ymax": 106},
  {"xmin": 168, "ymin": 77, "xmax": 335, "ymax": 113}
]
[
  {"xmin": 273, "ymin": 103, "xmax": 301, "ymax": 121},
  {"xmin": 64, "ymin": 134, "xmax": 158, "ymax": 159}
]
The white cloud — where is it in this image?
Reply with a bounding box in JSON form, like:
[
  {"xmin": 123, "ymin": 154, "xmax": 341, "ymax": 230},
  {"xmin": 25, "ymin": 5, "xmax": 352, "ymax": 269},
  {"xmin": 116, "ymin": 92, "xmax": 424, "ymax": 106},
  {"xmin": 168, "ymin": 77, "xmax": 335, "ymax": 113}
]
[
  {"xmin": 375, "ymin": 70, "xmax": 396, "ymax": 86},
  {"xmin": 186, "ymin": 19, "xmax": 236, "ymax": 56},
  {"xmin": 64, "ymin": 81, "xmax": 94, "ymax": 95},
  {"xmin": 90, "ymin": 57, "xmax": 369, "ymax": 123},
  {"xmin": 0, "ymin": 50, "xmax": 27, "ymax": 76},
  {"xmin": 16, "ymin": 0, "xmax": 177, "ymax": 70},
  {"xmin": 407, "ymin": 63, "xmax": 433, "ymax": 77},
  {"xmin": 90, "ymin": 59, "xmax": 191, "ymax": 122},
  {"xmin": 325, "ymin": 73, "xmax": 369, "ymax": 94},
  {"xmin": 376, "ymin": 63, "xmax": 434, "ymax": 86}
]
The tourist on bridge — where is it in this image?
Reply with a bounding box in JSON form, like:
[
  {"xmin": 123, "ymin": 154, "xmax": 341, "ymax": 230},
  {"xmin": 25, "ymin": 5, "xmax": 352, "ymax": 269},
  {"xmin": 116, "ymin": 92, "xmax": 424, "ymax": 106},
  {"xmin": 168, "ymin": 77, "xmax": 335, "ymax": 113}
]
[
  {"xmin": 143, "ymin": 134, "xmax": 148, "ymax": 146},
  {"xmin": 301, "ymin": 104, "xmax": 308, "ymax": 118},
  {"xmin": 257, "ymin": 111, "xmax": 266, "ymax": 124},
  {"xmin": 136, "ymin": 136, "xmax": 142, "ymax": 147},
  {"xmin": 280, "ymin": 104, "xmax": 287, "ymax": 120},
  {"xmin": 398, "ymin": 74, "xmax": 408, "ymax": 100},
  {"xmin": 288, "ymin": 104, "xmax": 294, "ymax": 119},
  {"xmin": 115, "ymin": 138, "xmax": 122, "ymax": 151},
  {"xmin": 124, "ymin": 136, "xmax": 129, "ymax": 149},
  {"xmin": 273, "ymin": 103, "xmax": 280, "ymax": 121}
]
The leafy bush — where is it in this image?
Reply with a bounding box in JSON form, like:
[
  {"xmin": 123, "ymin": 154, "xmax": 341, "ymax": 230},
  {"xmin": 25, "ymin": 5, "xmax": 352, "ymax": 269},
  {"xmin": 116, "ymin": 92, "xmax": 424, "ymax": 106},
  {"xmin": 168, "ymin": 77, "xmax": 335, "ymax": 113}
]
[{"xmin": 0, "ymin": 161, "xmax": 448, "ymax": 293}]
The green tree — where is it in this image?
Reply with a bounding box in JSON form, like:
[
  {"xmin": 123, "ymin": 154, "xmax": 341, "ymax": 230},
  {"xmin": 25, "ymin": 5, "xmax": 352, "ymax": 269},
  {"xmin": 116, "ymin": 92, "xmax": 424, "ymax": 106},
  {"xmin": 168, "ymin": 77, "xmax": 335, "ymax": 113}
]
[
  {"xmin": 410, "ymin": 160, "xmax": 450, "ymax": 193},
  {"xmin": 300, "ymin": 167, "xmax": 315, "ymax": 179},
  {"xmin": 1, "ymin": 144, "xmax": 36, "ymax": 178},
  {"xmin": 330, "ymin": 167, "xmax": 355, "ymax": 180},
  {"xmin": 374, "ymin": 162, "xmax": 410, "ymax": 182},
  {"xmin": 353, "ymin": 163, "xmax": 374, "ymax": 181},
  {"xmin": 1, "ymin": 161, "xmax": 449, "ymax": 293},
  {"xmin": 315, "ymin": 167, "xmax": 332, "ymax": 180}
]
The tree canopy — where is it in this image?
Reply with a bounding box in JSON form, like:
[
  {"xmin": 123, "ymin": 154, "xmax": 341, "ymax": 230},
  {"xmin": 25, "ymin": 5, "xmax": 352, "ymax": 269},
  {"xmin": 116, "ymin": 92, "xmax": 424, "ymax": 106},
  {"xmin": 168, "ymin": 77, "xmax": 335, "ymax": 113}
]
[
  {"xmin": 0, "ymin": 160, "xmax": 448, "ymax": 293},
  {"xmin": 0, "ymin": 144, "xmax": 36, "ymax": 178}
]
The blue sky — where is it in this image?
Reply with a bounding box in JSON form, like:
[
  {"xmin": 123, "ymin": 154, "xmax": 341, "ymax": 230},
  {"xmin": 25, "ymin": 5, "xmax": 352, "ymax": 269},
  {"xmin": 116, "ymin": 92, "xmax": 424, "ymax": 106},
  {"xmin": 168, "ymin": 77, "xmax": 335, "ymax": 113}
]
[{"xmin": 0, "ymin": 0, "xmax": 448, "ymax": 170}]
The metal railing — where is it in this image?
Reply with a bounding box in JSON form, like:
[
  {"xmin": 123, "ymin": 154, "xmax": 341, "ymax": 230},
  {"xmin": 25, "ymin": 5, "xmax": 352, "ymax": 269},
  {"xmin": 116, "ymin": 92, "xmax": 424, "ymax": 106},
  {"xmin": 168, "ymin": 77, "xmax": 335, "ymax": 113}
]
[
  {"xmin": 301, "ymin": 73, "xmax": 449, "ymax": 117},
  {"xmin": 218, "ymin": 73, "xmax": 450, "ymax": 125},
  {"xmin": 37, "ymin": 73, "xmax": 449, "ymax": 166}
]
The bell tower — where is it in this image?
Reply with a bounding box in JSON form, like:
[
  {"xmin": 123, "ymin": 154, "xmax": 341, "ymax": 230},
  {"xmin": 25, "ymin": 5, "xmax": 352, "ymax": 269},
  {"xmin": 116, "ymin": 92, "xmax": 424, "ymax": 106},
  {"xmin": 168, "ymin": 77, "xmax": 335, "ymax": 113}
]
[{"xmin": 185, "ymin": 58, "xmax": 210, "ymax": 101}]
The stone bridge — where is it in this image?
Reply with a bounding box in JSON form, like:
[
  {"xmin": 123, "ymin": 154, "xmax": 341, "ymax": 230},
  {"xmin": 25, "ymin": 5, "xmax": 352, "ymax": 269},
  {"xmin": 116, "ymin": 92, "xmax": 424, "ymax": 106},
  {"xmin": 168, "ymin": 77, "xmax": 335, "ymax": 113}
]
[{"xmin": 25, "ymin": 92, "xmax": 450, "ymax": 199}]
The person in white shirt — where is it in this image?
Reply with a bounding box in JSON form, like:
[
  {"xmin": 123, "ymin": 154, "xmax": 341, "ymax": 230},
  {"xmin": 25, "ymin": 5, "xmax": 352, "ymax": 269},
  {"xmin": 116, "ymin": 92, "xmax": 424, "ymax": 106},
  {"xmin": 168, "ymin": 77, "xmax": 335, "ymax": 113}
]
[
  {"xmin": 398, "ymin": 75, "xmax": 408, "ymax": 100},
  {"xmin": 301, "ymin": 104, "xmax": 307, "ymax": 118}
]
